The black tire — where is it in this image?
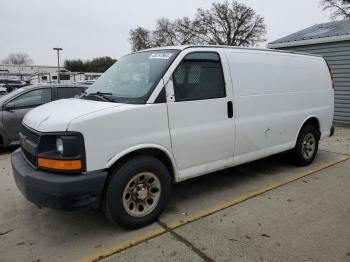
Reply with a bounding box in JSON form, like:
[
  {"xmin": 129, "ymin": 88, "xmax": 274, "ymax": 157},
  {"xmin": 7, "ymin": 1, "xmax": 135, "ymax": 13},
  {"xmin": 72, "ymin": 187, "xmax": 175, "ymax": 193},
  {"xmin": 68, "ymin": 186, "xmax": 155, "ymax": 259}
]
[
  {"xmin": 103, "ymin": 155, "xmax": 171, "ymax": 229},
  {"xmin": 0, "ymin": 136, "xmax": 4, "ymax": 153},
  {"xmin": 290, "ymin": 125, "xmax": 319, "ymax": 166}
]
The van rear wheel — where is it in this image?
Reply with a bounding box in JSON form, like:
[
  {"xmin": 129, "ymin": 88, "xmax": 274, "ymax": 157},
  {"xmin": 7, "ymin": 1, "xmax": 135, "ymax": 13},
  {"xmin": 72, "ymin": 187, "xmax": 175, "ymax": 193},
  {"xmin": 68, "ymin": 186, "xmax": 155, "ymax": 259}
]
[
  {"xmin": 103, "ymin": 155, "xmax": 171, "ymax": 229},
  {"xmin": 291, "ymin": 125, "xmax": 319, "ymax": 166}
]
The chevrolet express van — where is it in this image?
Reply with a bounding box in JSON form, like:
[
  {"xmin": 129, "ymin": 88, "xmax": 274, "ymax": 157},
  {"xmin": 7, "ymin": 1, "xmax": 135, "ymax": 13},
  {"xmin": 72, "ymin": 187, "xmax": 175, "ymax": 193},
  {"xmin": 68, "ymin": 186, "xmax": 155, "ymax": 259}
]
[{"xmin": 11, "ymin": 46, "xmax": 334, "ymax": 229}]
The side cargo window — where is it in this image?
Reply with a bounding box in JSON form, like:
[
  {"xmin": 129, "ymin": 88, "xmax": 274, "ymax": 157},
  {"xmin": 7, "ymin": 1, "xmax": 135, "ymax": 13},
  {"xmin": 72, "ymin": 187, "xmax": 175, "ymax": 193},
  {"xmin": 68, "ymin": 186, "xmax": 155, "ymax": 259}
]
[{"xmin": 172, "ymin": 52, "xmax": 226, "ymax": 102}]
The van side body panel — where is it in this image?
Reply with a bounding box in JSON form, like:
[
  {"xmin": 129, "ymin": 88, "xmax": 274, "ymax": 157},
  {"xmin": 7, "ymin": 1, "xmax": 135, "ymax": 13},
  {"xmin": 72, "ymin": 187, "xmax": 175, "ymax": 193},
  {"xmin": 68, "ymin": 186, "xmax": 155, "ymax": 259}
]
[
  {"xmin": 73, "ymin": 48, "xmax": 333, "ymax": 179},
  {"xmin": 225, "ymin": 49, "xmax": 334, "ymax": 166}
]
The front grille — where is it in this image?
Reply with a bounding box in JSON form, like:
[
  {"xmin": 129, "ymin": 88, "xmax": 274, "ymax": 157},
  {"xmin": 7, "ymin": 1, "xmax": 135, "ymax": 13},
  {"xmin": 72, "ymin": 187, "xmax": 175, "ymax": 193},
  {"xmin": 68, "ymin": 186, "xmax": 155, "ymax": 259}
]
[
  {"xmin": 21, "ymin": 125, "xmax": 40, "ymax": 144},
  {"xmin": 20, "ymin": 124, "xmax": 40, "ymax": 167},
  {"xmin": 23, "ymin": 148, "xmax": 37, "ymax": 166}
]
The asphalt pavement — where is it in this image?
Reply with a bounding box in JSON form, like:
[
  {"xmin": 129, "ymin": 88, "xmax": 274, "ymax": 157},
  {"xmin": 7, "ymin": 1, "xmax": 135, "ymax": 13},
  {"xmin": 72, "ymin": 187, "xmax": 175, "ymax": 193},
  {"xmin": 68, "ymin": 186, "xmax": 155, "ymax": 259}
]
[{"xmin": 0, "ymin": 124, "xmax": 349, "ymax": 262}]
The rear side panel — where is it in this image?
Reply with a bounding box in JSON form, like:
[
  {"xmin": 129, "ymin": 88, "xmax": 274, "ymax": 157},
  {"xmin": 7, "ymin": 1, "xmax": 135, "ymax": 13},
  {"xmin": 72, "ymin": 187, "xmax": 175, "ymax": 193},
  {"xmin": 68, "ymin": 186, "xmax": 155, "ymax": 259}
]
[
  {"xmin": 277, "ymin": 41, "xmax": 350, "ymax": 123},
  {"xmin": 225, "ymin": 50, "xmax": 334, "ymax": 166}
]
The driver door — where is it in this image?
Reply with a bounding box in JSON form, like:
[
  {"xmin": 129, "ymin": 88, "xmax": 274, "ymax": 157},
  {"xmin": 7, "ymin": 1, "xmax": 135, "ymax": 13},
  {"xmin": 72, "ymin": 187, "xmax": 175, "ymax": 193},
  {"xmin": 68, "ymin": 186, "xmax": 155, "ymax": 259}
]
[
  {"xmin": 165, "ymin": 51, "xmax": 235, "ymax": 179},
  {"xmin": 3, "ymin": 88, "xmax": 52, "ymax": 142}
]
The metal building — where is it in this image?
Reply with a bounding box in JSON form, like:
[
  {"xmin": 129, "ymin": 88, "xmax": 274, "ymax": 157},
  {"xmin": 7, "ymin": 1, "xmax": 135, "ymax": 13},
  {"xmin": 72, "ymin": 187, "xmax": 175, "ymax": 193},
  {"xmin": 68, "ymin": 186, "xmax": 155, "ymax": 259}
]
[{"xmin": 268, "ymin": 20, "xmax": 350, "ymax": 123}]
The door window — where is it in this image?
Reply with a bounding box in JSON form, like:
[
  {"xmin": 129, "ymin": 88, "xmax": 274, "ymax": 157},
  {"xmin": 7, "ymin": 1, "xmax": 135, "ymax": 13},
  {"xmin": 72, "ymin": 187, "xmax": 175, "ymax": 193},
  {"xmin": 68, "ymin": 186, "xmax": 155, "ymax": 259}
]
[
  {"xmin": 60, "ymin": 74, "xmax": 70, "ymax": 80},
  {"xmin": 10, "ymin": 89, "xmax": 52, "ymax": 109},
  {"xmin": 57, "ymin": 87, "xmax": 83, "ymax": 99},
  {"xmin": 57, "ymin": 87, "xmax": 68, "ymax": 98},
  {"xmin": 172, "ymin": 52, "xmax": 226, "ymax": 102},
  {"xmin": 67, "ymin": 87, "xmax": 84, "ymax": 97}
]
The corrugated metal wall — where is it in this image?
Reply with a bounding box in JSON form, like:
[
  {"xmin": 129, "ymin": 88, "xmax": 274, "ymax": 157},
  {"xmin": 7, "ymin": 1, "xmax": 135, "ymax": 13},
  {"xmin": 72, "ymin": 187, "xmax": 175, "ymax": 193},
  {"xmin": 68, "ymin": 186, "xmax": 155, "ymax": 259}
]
[{"xmin": 278, "ymin": 40, "xmax": 350, "ymax": 123}]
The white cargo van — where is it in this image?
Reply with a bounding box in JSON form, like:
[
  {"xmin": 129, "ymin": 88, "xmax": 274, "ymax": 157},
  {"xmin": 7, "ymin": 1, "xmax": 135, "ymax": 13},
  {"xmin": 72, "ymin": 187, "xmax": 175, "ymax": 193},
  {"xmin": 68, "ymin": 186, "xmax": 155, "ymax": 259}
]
[{"xmin": 11, "ymin": 46, "xmax": 334, "ymax": 229}]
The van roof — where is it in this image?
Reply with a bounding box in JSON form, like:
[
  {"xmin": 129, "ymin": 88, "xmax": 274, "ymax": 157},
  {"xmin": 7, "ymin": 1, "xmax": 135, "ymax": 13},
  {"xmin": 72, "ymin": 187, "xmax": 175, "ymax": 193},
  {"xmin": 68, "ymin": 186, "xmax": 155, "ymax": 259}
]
[{"xmin": 142, "ymin": 45, "xmax": 322, "ymax": 58}]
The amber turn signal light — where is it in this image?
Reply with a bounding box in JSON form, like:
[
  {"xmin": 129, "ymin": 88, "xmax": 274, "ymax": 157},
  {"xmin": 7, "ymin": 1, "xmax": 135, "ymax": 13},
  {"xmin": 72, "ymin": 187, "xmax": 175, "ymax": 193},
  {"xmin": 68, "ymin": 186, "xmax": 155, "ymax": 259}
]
[{"xmin": 38, "ymin": 158, "xmax": 82, "ymax": 171}]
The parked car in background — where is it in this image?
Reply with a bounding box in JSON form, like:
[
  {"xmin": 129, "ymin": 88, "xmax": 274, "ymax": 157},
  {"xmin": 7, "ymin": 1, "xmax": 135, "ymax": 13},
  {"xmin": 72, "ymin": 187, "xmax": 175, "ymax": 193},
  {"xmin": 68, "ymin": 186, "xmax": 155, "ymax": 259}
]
[
  {"xmin": 0, "ymin": 86, "xmax": 7, "ymax": 96},
  {"xmin": 0, "ymin": 84, "xmax": 87, "ymax": 148},
  {"xmin": 0, "ymin": 79, "xmax": 27, "ymax": 92}
]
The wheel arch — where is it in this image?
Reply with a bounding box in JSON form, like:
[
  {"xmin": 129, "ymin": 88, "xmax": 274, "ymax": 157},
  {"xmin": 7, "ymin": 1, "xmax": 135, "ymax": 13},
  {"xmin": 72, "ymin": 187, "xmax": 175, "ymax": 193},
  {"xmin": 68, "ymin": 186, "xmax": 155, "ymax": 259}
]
[
  {"xmin": 296, "ymin": 116, "xmax": 321, "ymax": 144},
  {"xmin": 106, "ymin": 144, "xmax": 179, "ymax": 183}
]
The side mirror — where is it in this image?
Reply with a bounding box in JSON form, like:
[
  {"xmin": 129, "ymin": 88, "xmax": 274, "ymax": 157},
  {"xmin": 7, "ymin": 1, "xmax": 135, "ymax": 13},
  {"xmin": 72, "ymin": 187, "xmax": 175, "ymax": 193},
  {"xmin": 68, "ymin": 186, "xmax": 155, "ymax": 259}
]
[{"xmin": 4, "ymin": 102, "xmax": 15, "ymax": 111}]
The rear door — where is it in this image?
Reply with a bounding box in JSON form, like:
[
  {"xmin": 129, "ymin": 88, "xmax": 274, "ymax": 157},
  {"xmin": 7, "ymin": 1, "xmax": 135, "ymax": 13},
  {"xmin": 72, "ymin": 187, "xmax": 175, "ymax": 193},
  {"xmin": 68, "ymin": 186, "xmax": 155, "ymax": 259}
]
[
  {"xmin": 165, "ymin": 50, "xmax": 235, "ymax": 179},
  {"xmin": 2, "ymin": 88, "xmax": 52, "ymax": 141}
]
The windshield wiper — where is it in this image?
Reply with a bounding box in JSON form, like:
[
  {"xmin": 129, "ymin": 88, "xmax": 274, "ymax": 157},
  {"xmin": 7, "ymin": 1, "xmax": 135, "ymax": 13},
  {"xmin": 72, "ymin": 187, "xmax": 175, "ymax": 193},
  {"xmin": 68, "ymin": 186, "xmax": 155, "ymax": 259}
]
[{"xmin": 82, "ymin": 91, "xmax": 115, "ymax": 102}]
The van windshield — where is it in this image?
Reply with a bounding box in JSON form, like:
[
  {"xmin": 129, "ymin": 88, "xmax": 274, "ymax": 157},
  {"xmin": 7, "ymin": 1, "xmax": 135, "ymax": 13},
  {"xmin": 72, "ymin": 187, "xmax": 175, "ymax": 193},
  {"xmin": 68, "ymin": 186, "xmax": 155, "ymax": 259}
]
[{"xmin": 84, "ymin": 49, "xmax": 179, "ymax": 104}]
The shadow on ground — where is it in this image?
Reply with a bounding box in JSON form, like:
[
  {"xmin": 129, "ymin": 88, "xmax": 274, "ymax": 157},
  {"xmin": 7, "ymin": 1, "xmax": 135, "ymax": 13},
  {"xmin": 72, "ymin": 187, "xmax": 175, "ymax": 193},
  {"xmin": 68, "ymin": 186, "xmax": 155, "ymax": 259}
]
[{"xmin": 0, "ymin": 145, "xmax": 19, "ymax": 155}]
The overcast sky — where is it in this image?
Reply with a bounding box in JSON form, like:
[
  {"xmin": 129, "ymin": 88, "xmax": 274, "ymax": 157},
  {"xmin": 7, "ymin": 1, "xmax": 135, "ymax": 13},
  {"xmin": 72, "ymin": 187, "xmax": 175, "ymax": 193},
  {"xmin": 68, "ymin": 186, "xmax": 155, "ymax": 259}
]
[{"xmin": 0, "ymin": 0, "xmax": 333, "ymax": 65}]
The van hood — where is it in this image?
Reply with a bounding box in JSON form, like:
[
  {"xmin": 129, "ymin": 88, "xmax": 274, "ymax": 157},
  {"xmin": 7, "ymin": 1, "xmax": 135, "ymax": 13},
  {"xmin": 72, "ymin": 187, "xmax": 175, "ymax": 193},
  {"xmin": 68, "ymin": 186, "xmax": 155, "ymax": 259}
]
[{"xmin": 23, "ymin": 98, "xmax": 125, "ymax": 132}]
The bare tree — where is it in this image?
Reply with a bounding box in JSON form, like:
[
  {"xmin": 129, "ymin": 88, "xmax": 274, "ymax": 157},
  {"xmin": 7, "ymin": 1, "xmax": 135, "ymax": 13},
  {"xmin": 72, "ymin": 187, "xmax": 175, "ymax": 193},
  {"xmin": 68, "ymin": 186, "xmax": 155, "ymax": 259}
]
[
  {"xmin": 2, "ymin": 53, "xmax": 33, "ymax": 65},
  {"xmin": 152, "ymin": 17, "xmax": 201, "ymax": 46},
  {"xmin": 129, "ymin": 27, "xmax": 153, "ymax": 52},
  {"xmin": 152, "ymin": 18, "xmax": 178, "ymax": 46},
  {"xmin": 193, "ymin": 1, "xmax": 266, "ymax": 46},
  {"xmin": 321, "ymin": 0, "xmax": 350, "ymax": 19},
  {"xmin": 129, "ymin": 0, "xmax": 267, "ymax": 51}
]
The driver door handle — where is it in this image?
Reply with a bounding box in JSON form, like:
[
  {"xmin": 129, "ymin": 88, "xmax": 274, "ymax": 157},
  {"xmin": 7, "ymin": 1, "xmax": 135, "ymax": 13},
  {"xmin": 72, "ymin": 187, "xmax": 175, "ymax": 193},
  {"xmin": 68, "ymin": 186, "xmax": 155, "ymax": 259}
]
[{"xmin": 227, "ymin": 101, "xmax": 233, "ymax": 118}]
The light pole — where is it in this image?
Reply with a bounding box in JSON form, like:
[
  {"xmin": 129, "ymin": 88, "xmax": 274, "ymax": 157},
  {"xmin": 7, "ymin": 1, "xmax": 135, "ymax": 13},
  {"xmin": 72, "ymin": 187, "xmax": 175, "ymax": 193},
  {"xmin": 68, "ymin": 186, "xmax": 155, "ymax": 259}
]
[{"xmin": 53, "ymin": 47, "xmax": 63, "ymax": 83}]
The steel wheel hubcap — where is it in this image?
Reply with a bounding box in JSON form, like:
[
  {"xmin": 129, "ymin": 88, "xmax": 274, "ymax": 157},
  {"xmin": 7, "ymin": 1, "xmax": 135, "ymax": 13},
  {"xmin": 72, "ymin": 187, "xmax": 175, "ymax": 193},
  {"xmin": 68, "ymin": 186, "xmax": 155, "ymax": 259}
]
[
  {"xmin": 302, "ymin": 133, "xmax": 316, "ymax": 160},
  {"xmin": 122, "ymin": 172, "xmax": 161, "ymax": 217}
]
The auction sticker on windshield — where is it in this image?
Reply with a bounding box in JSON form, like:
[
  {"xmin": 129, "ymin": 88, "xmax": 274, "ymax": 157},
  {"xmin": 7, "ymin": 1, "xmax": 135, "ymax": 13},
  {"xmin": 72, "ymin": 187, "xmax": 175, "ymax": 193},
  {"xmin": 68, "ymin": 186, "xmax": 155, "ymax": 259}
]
[{"xmin": 149, "ymin": 53, "xmax": 173, "ymax": 59}]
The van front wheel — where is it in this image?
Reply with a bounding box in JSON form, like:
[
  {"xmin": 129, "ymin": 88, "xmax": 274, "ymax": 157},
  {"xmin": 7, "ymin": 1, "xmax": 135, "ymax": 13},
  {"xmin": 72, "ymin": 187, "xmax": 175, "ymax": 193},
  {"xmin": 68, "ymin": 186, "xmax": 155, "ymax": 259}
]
[
  {"xmin": 291, "ymin": 125, "xmax": 319, "ymax": 166},
  {"xmin": 103, "ymin": 155, "xmax": 171, "ymax": 229}
]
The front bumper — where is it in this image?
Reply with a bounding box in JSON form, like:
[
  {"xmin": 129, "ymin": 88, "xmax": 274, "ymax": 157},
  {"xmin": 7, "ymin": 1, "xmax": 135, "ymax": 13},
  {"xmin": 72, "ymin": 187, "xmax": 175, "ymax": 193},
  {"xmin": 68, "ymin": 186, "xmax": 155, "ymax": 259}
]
[{"xmin": 11, "ymin": 149, "xmax": 108, "ymax": 211}]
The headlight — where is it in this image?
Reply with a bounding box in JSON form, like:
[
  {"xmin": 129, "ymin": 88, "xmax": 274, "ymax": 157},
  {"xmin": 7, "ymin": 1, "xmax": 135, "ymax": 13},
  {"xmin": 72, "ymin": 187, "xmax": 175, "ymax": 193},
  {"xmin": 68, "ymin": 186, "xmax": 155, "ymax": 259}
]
[
  {"xmin": 56, "ymin": 137, "xmax": 64, "ymax": 154},
  {"xmin": 37, "ymin": 133, "xmax": 85, "ymax": 173}
]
